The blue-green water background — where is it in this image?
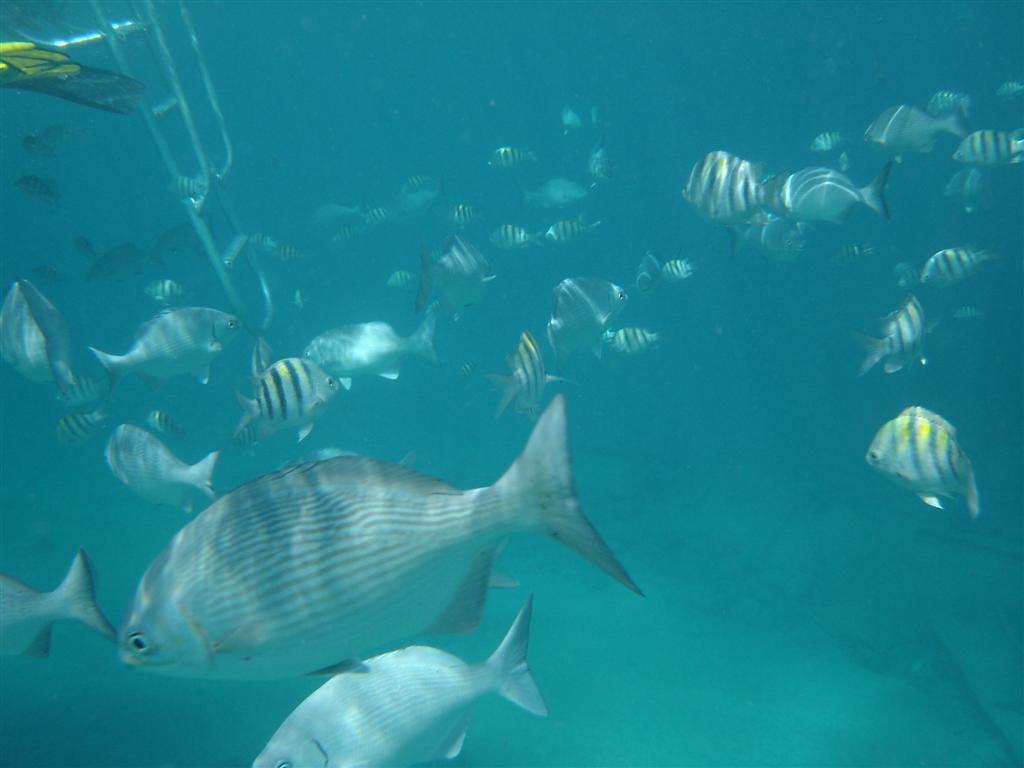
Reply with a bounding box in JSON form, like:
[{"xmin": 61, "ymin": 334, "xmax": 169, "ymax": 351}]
[{"xmin": 1, "ymin": 1, "xmax": 1022, "ymax": 765}]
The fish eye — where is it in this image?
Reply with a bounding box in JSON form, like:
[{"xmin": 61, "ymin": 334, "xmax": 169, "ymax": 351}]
[
  {"xmin": 617, "ymin": 291, "xmax": 626, "ymax": 300},
  {"xmin": 327, "ymin": 377, "xmax": 338, "ymax": 389},
  {"xmin": 227, "ymin": 319, "xmax": 239, "ymax": 329},
  {"xmin": 867, "ymin": 450, "xmax": 880, "ymax": 463},
  {"xmin": 127, "ymin": 632, "xmax": 151, "ymax": 654},
  {"xmin": 274, "ymin": 762, "xmax": 291, "ymax": 768}
]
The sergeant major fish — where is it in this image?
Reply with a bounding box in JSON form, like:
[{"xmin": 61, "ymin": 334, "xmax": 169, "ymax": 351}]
[
  {"xmin": 545, "ymin": 217, "xmax": 601, "ymax": 243},
  {"xmin": 810, "ymin": 131, "xmax": 846, "ymax": 152},
  {"xmin": 682, "ymin": 150, "xmax": 764, "ymax": 225},
  {"xmin": 252, "ymin": 597, "xmax": 545, "ymax": 768},
  {"xmin": 604, "ymin": 327, "xmax": 660, "ymax": 355},
  {"xmin": 952, "ymin": 129, "xmax": 1024, "ymax": 166},
  {"xmin": 920, "ymin": 246, "xmax": 995, "ymax": 287},
  {"xmin": 236, "ymin": 358, "xmax": 340, "ymax": 443},
  {"xmin": 491, "ymin": 224, "xmax": 540, "ymax": 249},
  {"xmin": 855, "ymin": 295, "xmax": 929, "ymax": 376},
  {"xmin": 118, "ymin": 396, "xmax": 640, "ymax": 680},
  {"xmin": 303, "ymin": 315, "xmax": 437, "ymax": 390},
  {"xmin": 866, "ymin": 406, "xmax": 979, "ymax": 519},
  {"xmin": 489, "ymin": 330, "xmax": 559, "ymax": 420},
  {"xmin": 0, "ymin": 549, "xmax": 115, "ymax": 657},
  {"xmin": 488, "ymin": 146, "xmax": 537, "ymax": 167},
  {"xmin": 57, "ymin": 408, "xmax": 108, "ymax": 444},
  {"xmin": 105, "ymin": 424, "xmax": 219, "ymax": 513}
]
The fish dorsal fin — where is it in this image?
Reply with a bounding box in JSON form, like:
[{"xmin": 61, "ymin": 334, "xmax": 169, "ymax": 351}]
[
  {"xmin": 24, "ymin": 624, "xmax": 53, "ymax": 658},
  {"xmin": 904, "ymin": 406, "xmax": 957, "ymax": 436},
  {"xmin": 257, "ymin": 455, "xmax": 460, "ymax": 497},
  {"xmin": 306, "ymin": 658, "xmax": 369, "ymax": 676},
  {"xmin": 434, "ymin": 714, "xmax": 471, "ymax": 760},
  {"xmin": 427, "ymin": 545, "xmax": 501, "ymax": 634}
]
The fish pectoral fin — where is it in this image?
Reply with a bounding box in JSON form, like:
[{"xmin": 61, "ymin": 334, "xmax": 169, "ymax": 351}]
[
  {"xmin": 307, "ymin": 658, "xmax": 369, "ymax": 676},
  {"xmin": 339, "ymin": 378, "xmax": 353, "ymax": 391},
  {"xmin": 23, "ymin": 624, "xmax": 53, "ymax": 658},
  {"xmin": 427, "ymin": 545, "xmax": 500, "ymax": 634},
  {"xmin": 434, "ymin": 714, "xmax": 471, "ymax": 760},
  {"xmin": 918, "ymin": 494, "xmax": 944, "ymax": 510},
  {"xmin": 195, "ymin": 366, "xmax": 211, "ymax": 385},
  {"xmin": 297, "ymin": 423, "xmax": 315, "ymax": 443},
  {"xmin": 378, "ymin": 369, "xmax": 400, "ymax": 380}
]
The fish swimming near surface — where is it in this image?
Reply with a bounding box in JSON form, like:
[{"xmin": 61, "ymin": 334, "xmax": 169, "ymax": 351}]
[
  {"xmin": 118, "ymin": 396, "xmax": 640, "ymax": 680},
  {"xmin": 952, "ymin": 129, "xmax": 1024, "ymax": 166},
  {"xmin": 105, "ymin": 424, "xmax": 219, "ymax": 513},
  {"xmin": 0, "ymin": 549, "xmax": 116, "ymax": 657},
  {"xmin": 489, "ymin": 330, "xmax": 559, "ymax": 419},
  {"xmin": 236, "ymin": 357, "xmax": 340, "ymax": 443},
  {"xmin": 525, "ymin": 178, "xmax": 589, "ymax": 208},
  {"xmin": 303, "ymin": 315, "xmax": 437, "ymax": 390},
  {"xmin": 416, "ymin": 236, "xmax": 495, "ymax": 319},
  {"xmin": 89, "ymin": 306, "xmax": 240, "ymax": 385},
  {"xmin": 866, "ymin": 406, "xmax": 980, "ymax": 519},
  {"xmin": 682, "ymin": 150, "xmax": 765, "ymax": 226},
  {"xmin": 864, "ymin": 104, "xmax": 966, "ymax": 154},
  {"xmin": 854, "ymin": 295, "xmax": 929, "ymax": 376},
  {"xmin": 765, "ymin": 163, "xmax": 892, "ymax": 224},
  {"xmin": 547, "ymin": 277, "xmax": 629, "ymax": 367},
  {"xmin": 251, "ymin": 596, "xmax": 546, "ymax": 768}
]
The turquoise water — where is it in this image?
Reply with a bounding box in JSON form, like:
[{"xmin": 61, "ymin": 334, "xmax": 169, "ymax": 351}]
[{"xmin": 1, "ymin": 2, "xmax": 1022, "ymax": 766}]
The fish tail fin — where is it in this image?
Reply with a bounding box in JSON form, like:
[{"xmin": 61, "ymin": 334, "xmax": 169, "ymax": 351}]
[
  {"xmin": 411, "ymin": 312, "xmax": 438, "ymax": 365},
  {"xmin": 485, "ymin": 595, "xmax": 547, "ymax": 717},
  {"xmin": 945, "ymin": 106, "xmax": 969, "ymax": 138},
  {"xmin": 967, "ymin": 467, "xmax": 981, "ymax": 520},
  {"xmin": 87, "ymin": 346, "xmax": 123, "ymax": 389},
  {"xmin": 189, "ymin": 450, "xmax": 219, "ymax": 502},
  {"xmin": 55, "ymin": 549, "xmax": 115, "ymax": 641},
  {"xmin": 853, "ymin": 331, "xmax": 887, "ymax": 376},
  {"xmin": 487, "ymin": 373, "xmax": 518, "ymax": 418},
  {"xmin": 415, "ymin": 243, "xmax": 433, "ymax": 314},
  {"xmin": 491, "ymin": 395, "xmax": 642, "ymax": 594},
  {"xmin": 860, "ymin": 161, "xmax": 892, "ymax": 220},
  {"xmin": 233, "ymin": 390, "xmax": 259, "ymax": 436}
]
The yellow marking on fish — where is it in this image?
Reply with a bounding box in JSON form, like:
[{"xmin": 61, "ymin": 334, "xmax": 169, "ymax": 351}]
[
  {"xmin": 934, "ymin": 427, "xmax": 949, "ymax": 456},
  {"xmin": 914, "ymin": 418, "xmax": 932, "ymax": 454},
  {"xmin": 896, "ymin": 416, "xmax": 912, "ymax": 450}
]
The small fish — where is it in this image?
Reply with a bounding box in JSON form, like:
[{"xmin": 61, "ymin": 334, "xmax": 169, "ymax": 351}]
[
  {"xmin": 105, "ymin": 424, "xmax": 218, "ymax": 513},
  {"xmin": 21, "ymin": 124, "xmax": 75, "ymax": 155},
  {"xmin": 251, "ymin": 597, "xmax": 546, "ymax": 768},
  {"xmin": 172, "ymin": 175, "xmax": 206, "ymax": 199},
  {"xmin": 416, "ymin": 237, "xmax": 495, "ymax": 319},
  {"xmin": 604, "ymin": 327, "xmax": 660, "ymax": 355},
  {"xmin": 831, "ymin": 243, "xmax": 875, "ymax": 266},
  {"xmin": 662, "ymin": 259, "xmax": 696, "ymax": 282},
  {"xmin": 236, "ymin": 358, "xmax": 340, "ymax": 442},
  {"xmin": 926, "ymin": 90, "xmax": 972, "ymax": 118},
  {"xmin": 58, "ymin": 374, "xmax": 110, "ymax": 410},
  {"xmin": 401, "ymin": 175, "xmax": 435, "ymax": 195},
  {"xmin": 996, "ymin": 81, "xmax": 1024, "ymax": 98},
  {"xmin": 864, "ymin": 104, "xmax": 966, "ymax": 154},
  {"xmin": 920, "ymin": 247, "xmax": 995, "ymax": 287},
  {"xmin": 232, "ymin": 422, "xmax": 260, "ymax": 454},
  {"xmin": 635, "ymin": 251, "xmax": 664, "ymax": 293},
  {"xmin": 89, "ymin": 306, "xmax": 241, "ymax": 385},
  {"xmin": 561, "ymin": 104, "xmax": 582, "ymax": 133},
  {"xmin": 855, "ymin": 295, "xmax": 928, "ymax": 376},
  {"xmin": 588, "ymin": 136, "xmax": 612, "ymax": 181},
  {"xmin": 810, "ymin": 131, "xmax": 845, "ymax": 152},
  {"xmin": 248, "ymin": 233, "xmax": 279, "ymax": 252},
  {"xmin": 118, "ymin": 396, "xmax": 639, "ymax": 680},
  {"xmin": 57, "ymin": 408, "xmax": 109, "ymax": 444},
  {"xmin": 332, "ymin": 224, "xmax": 363, "ymax": 243},
  {"xmin": 293, "ymin": 289, "xmax": 304, "ymax": 309},
  {"xmin": 303, "ymin": 316, "xmax": 437, "ymax": 390},
  {"xmin": 952, "ymin": 129, "xmax": 1024, "ymax": 166},
  {"xmin": 449, "ymin": 203, "xmax": 478, "ymax": 227},
  {"xmin": 15, "ymin": 175, "xmax": 59, "ymax": 201},
  {"xmin": 489, "ymin": 330, "xmax": 559, "ymax": 419},
  {"xmin": 765, "ymin": 163, "xmax": 891, "ymax": 224},
  {"xmin": 545, "ymin": 217, "xmax": 601, "ymax": 243},
  {"xmin": 144, "ymin": 279, "xmax": 184, "ymax": 305},
  {"xmin": 943, "ymin": 167, "xmax": 988, "ymax": 213},
  {"xmin": 526, "ymin": 178, "xmax": 589, "ymax": 208},
  {"xmin": 837, "ymin": 150, "xmax": 850, "ymax": 172},
  {"xmin": 893, "ymin": 262, "xmax": 919, "ymax": 288},
  {"xmin": 682, "ymin": 151, "xmax": 764, "ymax": 225},
  {"xmin": 491, "ymin": 224, "xmax": 539, "ymax": 249},
  {"xmin": 459, "ymin": 360, "xmax": 477, "ymax": 378},
  {"xmin": 386, "ymin": 270, "xmax": 415, "ymax": 289},
  {"xmin": 0, "ymin": 549, "xmax": 115, "ymax": 657},
  {"xmin": 953, "ymin": 305, "xmax": 984, "ymax": 321},
  {"xmin": 735, "ymin": 215, "xmax": 807, "ymax": 262},
  {"xmin": 547, "ymin": 277, "xmax": 629, "ymax": 367},
  {"xmin": 488, "ymin": 146, "xmax": 537, "ymax": 167},
  {"xmin": 146, "ymin": 409, "xmax": 184, "ymax": 436},
  {"xmin": 275, "ymin": 243, "xmax": 302, "ymax": 262},
  {"xmin": 866, "ymin": 406, "xmax": 979, "ymax": 519},
  {"xmin": 362, "ymin": 206, "xmax": 394, "ymax": 226},
  {"xmin": 150, "ymin": 95, "xmax": 178, "ymax": 119}
]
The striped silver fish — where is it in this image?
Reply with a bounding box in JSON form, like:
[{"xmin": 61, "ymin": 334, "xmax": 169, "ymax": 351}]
[
  {"xmin": 236, "ymin": 357, "xmax": 340, "ymax": 443},
  {"xmin": 416, "ymin": 236, "xmax": 495, "ymax": 319},
  {"xmin": 682, "ymin": 150, "xmax": 764, "ymax": 225},
  {"xmin": 89, "ymin": 307, "xmax": 240, "ymax": 385},
  {"xmin": 146, "ymin": 409, "xmax": 184, "ymax": 436},
  {"xmin": 57, "ymin": 408, "xmax": 108, "ymax": 444},
  {"xmin": 490, "ymin": 224, "xmax": 539, "ymax": 249},
  {"xmin": 920, "ymin": 246, "xmax": 995, "ymax": 287},
  {"xmin": 252, "ymin": 597, "xmax": 545, "ymax": 768},
  {"xmin": 545, "ymin": 217, "xmax": 601, "ymax": 243},
  {"xmin": 765, "ymin": 164, "xmax": 891, "ymax": 224},
  {"xmin": 57, "ymin": 373, "xmax": 110, "ymax": 410},
  {"xmin": 488, "ymin": 146, "xmax": 537, "ymax": 167},
  {"xmin": 489, "ymin": 330, "xmax": 558, "ymax": 419},
  {"xmin": 864, "ymin": 104, "xmax": 966, "ymax": 154},
  {"xmin": 105, "ymin": 424, "xmax": 219, "ymax": 513},
  {"xmin": 661, "ymin": 259, "xmax": 696, "ymax": 282},
  {"xmin": 143, "ymin": 279, "xmax": 184, "ymax": 305},
  {"xmin": 386, "ymin": 270, "xmax": 415, "ymax": 289},
  {"xmin": 866, "ymin": 406, "xmax": 979, "ymax": 519},
  {"xmin": 996, "ymin": 81, "xmax": 1024, "ymax": 98},
  {"xmin": 1, "ymin": 549, "xmax": 115, "ymax": 657},
  {"xmin": 855, "ymin": 295, "xmax": 928, "ymax": 376},
  {"xmin": 809, "ymin": 131, "xmax": 845, "ymax": 152},
  {"xmin": 604, "ymin": 327, "xmax": 660, "ymax": 355},
  {"xmin": 450, "ymin": 203, "xmax": 478, "ymax": 227},
  {"xmin": 118, "ymin": 396, "xmax": 640, "ymax": 680},
  {"xmin": 926, "ymin": 90, "xmax": 972, "ymax": 118},
  {"xmin": 952, "ymin": 129, "xmax": 1024, "ymax": 166}
]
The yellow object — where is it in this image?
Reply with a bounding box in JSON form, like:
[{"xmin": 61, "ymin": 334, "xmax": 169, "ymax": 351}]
[{"xmin": 0, "ymin": 42, "xmax": 80, "ymax": 85}]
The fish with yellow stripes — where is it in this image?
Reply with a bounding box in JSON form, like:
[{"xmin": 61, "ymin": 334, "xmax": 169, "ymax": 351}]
[
  {"xmin": 544, "ymin": 216, "xmax": 601, "ymax": 243},
  {"xmin": 854, "ymin": 295, "xmax": 929, "ymax": 376},
  {"xmin": 488, "ymin": 146, "xmax": 537, "ymax": 168},
  {"xmin": 866, "ymin": 406, "xmax": 979, "ymax": 519},
  {"xmin": 119, "ymin": 395, "xmax": 640, "ymax": 680},
  {"xmin": 952, "ymin": 129, "xmax": 1024, "ymax": 166},
  {"xmin": 920, "ymin": 246, "xmax": 996, "ymax": 287},
  {"xmin": 603, "ymin": 327, "xmax": 660, "ymax": 355},
  {"xmin": 489, "ymin": 330, "xmax": 559, "ymax": 419},
  {"xmin": 56, "ymin": 408, "xmax": 108, "ymax": 444},
  {"xmin": 146, "ymin": 409, "xmax": 184, "ymax": 437},
  {"xmin": 235, "ymin": 357, "xmax": 340, "ymax": 443}
]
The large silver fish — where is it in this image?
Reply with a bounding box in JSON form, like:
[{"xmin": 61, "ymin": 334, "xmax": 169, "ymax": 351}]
[
  {"xmin": 89, "ymin": 306, "xmax": 240, "ymax": 384},
  {"xmin": 303, "ymin": 315, "xmax": 437, "ymax": 390},
  {"xmin": 416, "ymin": 236, "xmax": 495, "ymax": 319},
  {"xmin": 765, "ymin": 163, "xmax": 892, "ymax": 224},
  {"xmin": 118, "ymin": 396, "xmax": 640, "ymax": 680},
  {"xmin": 682, "ymin": 150, "xmax": 764, "ymax": 225},
  {"xmin": 864, "ymin": 104, "xmax": 966, "ymax": 154},
  {"xmin": 0, "ymin": 549, "xmax": 115, "ymax": 657},
  {"xmin": 252, "ymin": 597, "xmax": 545, "ymax": 768},
  {"xmin": 546, "ymin": 277, "xmax": 628, "ymax": 367},
  {"xmin": 0, "ymin": 280, "xmax": 75, "ymax": 394},
  {"xmin": 525, "ymin": 178, "xmax": 589, "ymax": 208},
  {"xmin": 106, "ymin": 424, "xmax": 219, "ymax": 513}
]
